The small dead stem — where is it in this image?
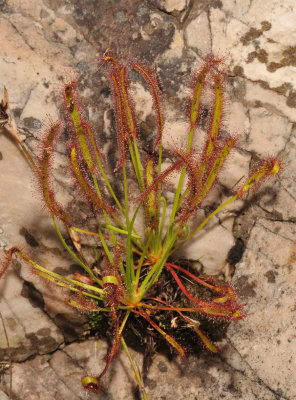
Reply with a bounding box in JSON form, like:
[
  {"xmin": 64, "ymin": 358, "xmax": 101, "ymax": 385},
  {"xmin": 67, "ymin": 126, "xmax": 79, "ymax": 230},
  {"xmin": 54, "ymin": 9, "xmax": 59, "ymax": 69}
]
[{"xmin": 0, "ymin": 312, "xmax": 12, "ymax": 400}]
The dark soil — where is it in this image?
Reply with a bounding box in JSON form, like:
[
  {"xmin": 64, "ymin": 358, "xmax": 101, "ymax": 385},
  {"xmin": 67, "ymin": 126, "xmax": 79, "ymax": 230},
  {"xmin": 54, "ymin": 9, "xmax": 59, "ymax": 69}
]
[{"xmin": 87, "ymin": 259, "xmax": 231, "ymax": 380}]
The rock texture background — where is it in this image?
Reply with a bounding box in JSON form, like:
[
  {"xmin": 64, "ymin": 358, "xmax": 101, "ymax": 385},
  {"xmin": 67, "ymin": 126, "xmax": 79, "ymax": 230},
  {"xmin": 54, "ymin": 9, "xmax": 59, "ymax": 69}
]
[{"xmin": 0, "ymin": 0, "xmax": 295, "ymax": 399}]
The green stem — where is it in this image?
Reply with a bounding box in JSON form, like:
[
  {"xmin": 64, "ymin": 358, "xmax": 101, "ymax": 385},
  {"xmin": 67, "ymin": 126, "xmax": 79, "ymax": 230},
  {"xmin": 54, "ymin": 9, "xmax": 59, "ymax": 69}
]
[
  {"xmin": 84, "ymin": 121, "xmax": 126, "ymax": 218},
  {"xmin": 134, "ymin": 230, "xmax": 154, "ymax": 290},
  {"xmin": 156, "ymin": 142, "xmax": 163, "ymax": 218},
  {"xmin": 132, "ymin": 135, "xmax": 145, "ymax": 192},
  {"xmin": 123, "ymin": 163, "xmax": 130, "ymax": 224},
  {"xmin": 97, "ymin": 156, "xmax": 126, "ymax": 216},
  {"xmin": 92, "ymin": 173, "xmax": 116, "ymax": 246},
  {"xmin": 129, "ymin": 141, "xmax": 142, "ymax": 191},
  {"xmin": 168, "ymin": 125, "xmax": 195, "ymax": 227},
  {"xmin": 125, "ymin": 202, "xmax": 142, "ymax": 293},
  {"xmin": 98, "ymin": 225, "xmax": 113, "ymax": 264},
  {"xmin": 138, "ymin": 230, "xmax": 178, "ymax": 297},
  {"xmin": 121, "ymin": 336, "xmax": 148, "ymax": 400},
  {"xmin": 25, "ymin": 258, "xmax": 104, "ymax": 293},
  {"xmin": 119, "ymin": 310, "xmax": 131, "ymax": 334},
  {"xmin": 52, "ymin": 216, "xmax": 101, "ymax": 286},
  {"xmin": 35, "ymin": 270, "xmax": 105, "ymax": 301},
  {"xmin": 158, "ymin": 197, "xmax": 167, "ymax": 248}
]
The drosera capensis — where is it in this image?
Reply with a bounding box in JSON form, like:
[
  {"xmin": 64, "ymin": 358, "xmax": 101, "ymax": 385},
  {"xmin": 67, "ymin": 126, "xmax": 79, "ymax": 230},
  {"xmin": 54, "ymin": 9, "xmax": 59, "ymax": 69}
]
[{"xmin": 0, "ymin": 54, "xmax": 281, "ymax": 398}]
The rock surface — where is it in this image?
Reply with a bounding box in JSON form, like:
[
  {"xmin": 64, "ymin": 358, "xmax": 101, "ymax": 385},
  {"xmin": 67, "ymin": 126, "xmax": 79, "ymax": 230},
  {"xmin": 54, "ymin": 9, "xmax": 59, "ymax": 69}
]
[{"xmin": 0, "ymin": 0, "xmax": 295, "ymax": 399}]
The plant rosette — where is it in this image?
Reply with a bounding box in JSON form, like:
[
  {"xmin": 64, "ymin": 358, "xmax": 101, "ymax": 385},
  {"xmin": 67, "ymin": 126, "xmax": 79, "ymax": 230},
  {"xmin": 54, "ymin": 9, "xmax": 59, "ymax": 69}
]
[{"xmin": 0, "ymin": 54, "xmax": 281, "ymax": 399}]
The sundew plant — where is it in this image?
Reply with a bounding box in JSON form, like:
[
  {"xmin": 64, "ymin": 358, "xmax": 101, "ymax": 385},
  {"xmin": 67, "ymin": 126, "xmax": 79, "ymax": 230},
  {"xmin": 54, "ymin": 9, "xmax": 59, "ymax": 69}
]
[{"xmin": 1, "ymin": 54, "xmax": 280, "ymax": 399}]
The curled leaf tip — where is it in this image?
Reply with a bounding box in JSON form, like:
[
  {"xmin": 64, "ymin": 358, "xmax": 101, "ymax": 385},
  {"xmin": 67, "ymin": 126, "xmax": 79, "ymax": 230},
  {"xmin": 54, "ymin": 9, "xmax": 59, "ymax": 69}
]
[
  {"xmin": 81, "ymin": 376, "xmax": 101, "ymax": 393},
  {"xmin": 238, "ymin": 158, "xmax": 281, "ymax": 197},
  {"xmin": 269, "ymin": 160, "xmax": 280, "ymax": 175}
]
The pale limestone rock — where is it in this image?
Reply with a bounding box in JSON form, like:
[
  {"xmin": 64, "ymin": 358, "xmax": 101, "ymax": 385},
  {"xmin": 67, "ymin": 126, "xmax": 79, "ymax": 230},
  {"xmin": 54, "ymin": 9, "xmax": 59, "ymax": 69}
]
[
  {"xmin": 0, "ymin": 134, "xmax": 45, "ymax": 250},
  {"xmin": 156, "ymin": 0, "xmax": 189, "ymax": 14},
  {"xmin": 244, "ymin": 0, "xmax": 296, "ymax": 45},
  {"xmin": 228, "ymin": 220, "xmax": 296, "ymax": 399},
  {"xmin": 2, "ymin": 338, "xmax": 282, "ymax": 399},
  {"xmin": 130, "ymin": 82, "xmax": 154, "ymax": 122},
  {"xmin": 211, "ymin": 2, "xmax": 296, "ymax": 91},
  {"xmin": 261, "ymin": 182, "xmax": 296, "ymax": 222},
  {"xmin": 185, "ymin": 12, "xmax": 211, "ymax": 56},
  {"xmin": 247, "ymin": 108, "xmax": 292, "ymax": 156},
  {"xmin": 245, "ymin": 80, "xmax": 296, "ymax": 122},
  {"xmin": 20, "ymin": 84, "xmax": 60, "ymax": 125},
  {"xmin": 220, "ymin": 0, "xmax": 251, "ymax": 19},
  {"xmin": 150, "ymin": 12, "xmax": 164, "ymax": 28},
  {"xmin": 0, "ymin": 3, "xmax": 85, "ymax": 365},
  {"xmin": 210, "ymin": 8, "xmax": 250, "ymax": 57},
  {"xmin": 244, "ymin": 62, "xmax": 296, "ymax": 91},
  {"xmin": 279, "ymin": 128, "xmax": 296, "ymax": 197},
  {"xmin": 51, "ymin": 17, "xmax": 78, "ymax": 43},
  {"xmin": 161, "ymin": 28, "xmax": 185, "ymax": 59},
  {"xmin": 0, "ymin": 269, "xmax": 63, "ymax": 361},
  {"xmin": 226, "ymin": 101, "xmax": 250, "ymax": 139},
  {"xmin": 178, "ymin": 214, "xmax": 235, "ymax": 275},
  {"xmin": 0, "ymin": 392, "xmax": 9, "ymax": 400},
  {"xmin": 0, "ymin": 123, "xmax": 72, "ymax": 255},
  {"xmin": 4, "ymin": 0, "xmax": 43, "ymax": 20},
  {"xmin": 64, "ymin": 340, "xmax": 139, "ymax": 399},
  {"xmin": 218, "ymin": 148, "xmax": 251, "ymax": 189},
  {"xmin": 2, "ymin": 354, "xmax": 90, "ymax": 400},
  {"xmin": 140, "ymin": 25, "xmax": 151, "ymax": 41},
  {"xmin": 162, "ymin": 117, "xmax": 189, "ymax": 149}
]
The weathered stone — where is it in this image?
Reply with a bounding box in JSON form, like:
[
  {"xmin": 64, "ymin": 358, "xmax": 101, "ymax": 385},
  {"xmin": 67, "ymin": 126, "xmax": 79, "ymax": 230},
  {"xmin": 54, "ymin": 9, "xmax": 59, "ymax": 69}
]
[
  {"xmin": 178, "ymin": 213, "xmax": 236, "ymax": 275},
  {"xmin": 185, "ymin": 12, "xmax": 211, "ymax": 56},
  {"xmin": 1, "ymin": 338, "xmax": 284, "ymax": 399},
  {"xmin": 152, "ymin": 0, "xmax": 189, "ymax": 14},
  {"xmin": 0, "ymin": 268, "xmax": 64, "ymax": 362},
  {"xmin": 0, "ymin": 392, "xmax": 9, "ymax": 400},
  {"xmin": 247, "ymin": 108, "xmax": 291, "ymax": 156},
  {"xmin": 229, "ymin": 220, "xmax": 296, "ymax": 399}
]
